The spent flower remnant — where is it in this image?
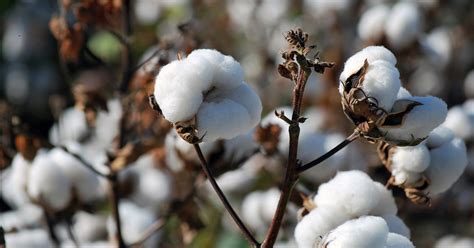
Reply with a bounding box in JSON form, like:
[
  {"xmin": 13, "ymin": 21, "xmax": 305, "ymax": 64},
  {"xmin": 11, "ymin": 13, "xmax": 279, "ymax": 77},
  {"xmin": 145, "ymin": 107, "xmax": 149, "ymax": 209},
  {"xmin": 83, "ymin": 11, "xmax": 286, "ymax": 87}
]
[
  {"xmin": 339, "ymin": 46, "xmax": 447, "ymax": 146},
  {"xmin": 153, "ymin": 49, "xmax": 262, "ymax": 143}
]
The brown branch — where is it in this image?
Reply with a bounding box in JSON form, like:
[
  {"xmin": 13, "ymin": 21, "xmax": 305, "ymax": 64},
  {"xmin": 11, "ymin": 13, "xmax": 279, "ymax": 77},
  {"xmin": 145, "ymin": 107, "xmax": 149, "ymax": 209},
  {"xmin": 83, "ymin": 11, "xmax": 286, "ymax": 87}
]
[
  {"xmin": 43, "ymin": 209, "xmax": 60, "ymax": 247},
  {"xmin": 131, "ymin": 48, "xmax": 161, "ymax": 73},
  {"xmin": 109, "ymin": 173, "xmax": 126, "ymax": 248},
  {"xmin": 118, "ymin": 0, "xmax": 133, "ymax": 93},
  {"xmin": 193, "ymin": 144, "xmax": 260, "ymax": 247},
  {"xmin": 261, "ymin": 64, "xmax": 310, "ymax": 248},
  {"xmin": 296, "ymin": 129, "xmax": 359, "ymax": 173}
]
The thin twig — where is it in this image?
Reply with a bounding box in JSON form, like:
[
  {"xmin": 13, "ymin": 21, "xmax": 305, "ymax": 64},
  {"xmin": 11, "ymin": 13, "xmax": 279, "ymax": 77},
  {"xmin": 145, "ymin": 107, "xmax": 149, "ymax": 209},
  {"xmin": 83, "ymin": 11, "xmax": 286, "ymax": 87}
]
[
  {"xmin": 84, "ymin": 46, "xmax": 107, "ymax": 67},
  {"xmin": 43, "ymin": 209, "xmax": 60, "ymax": 247},
  {"xmin": 65, "ymin": 217, "xmax": 78, "ymax": 247},
  {"xmin": 296, "ymin": 129, "xmax": 360, "ymax": 173},
  {"xmin": 118, "ymin": 0, "xmax": 133, "ymax": 93},
  {"xmin": 0, "ymin": 227, "xmax": 5, "ymax": 248},
  {"xmin": 109, "ymin": 173, "xmax": 126, "ymax": 248},
  {"xmin": 58, "ymin": 146, "xmax": 111, "ymax": 179},
  {"xmin": 261, "ymin": 66, "xmax": 310, "ymax": 248},
  {"xmin": 193, "ymin": 144, "xmax": 260, "ymax": 248},
  {"xmin": 131, "ymin": 48, "xmax": 160, "ymax": 73}
]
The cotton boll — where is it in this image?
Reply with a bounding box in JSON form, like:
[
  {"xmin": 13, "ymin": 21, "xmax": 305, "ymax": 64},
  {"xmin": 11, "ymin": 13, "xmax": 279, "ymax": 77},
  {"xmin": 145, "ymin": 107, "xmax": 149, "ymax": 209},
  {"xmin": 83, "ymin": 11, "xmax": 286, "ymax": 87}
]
[
  {"xmin": 314, "ymin": 171, "xmax": 381, "ymax": 217},
  {"xmin": 321, "ymin": 216, "xmax": 389, "ymax": 248},
  {"xmin": 28, "ymin": 153, "xmax": 72, "ymax": 211},
  {"xmin": 48, "ymin": 148, "xmax": 102, "ymax": 203},
  {"xmin": 256, "ymin": 0, "xmax": 288, "ymax": 27},
  {"xmin": 385, "ymin": 2, "xmax": 421, "ymax": 50},
  {"xmin": 154, "ymin": 49, "xmax": 262, "ymax": 142},
  {"xmin": 464, "ymin": 70, "xmax": 474, "ymax": 98},
  {"xmin": 49, "ymin": 107, "xmax": 88, "ymax": 146},
  {"xmin": 302, "ymin": 107, "xmax": 326, "ymax": 132},
  {"xmin": 294, "ymin": 206, "xmax": 351, "ymax": 248},
  {"xmin": 358, "ymin": 5, "xmax": 390, "ymax": 42},
  {"xmin": 108, "ymin": 201, "xmax": 159, "ymax": 246},
  {"xmin": 425, "ymin": 126, "xmax": 455, "ymax": 149},
  {"xmin": 425, "ymin": 138, "xmax": 467, "ymax": 195},
  {"xmin": 360, "ymin": 60, "xmax": 401, "ymax": 111},
  {"xmin": 385, "ymin": 233, "xmax": 415, "ymax": 248},
  {"xmin": 443, "ymin": 106, "xmax": 472, "ymax": 141},
  {"xmin": 73, "ymin": 211, "xmax": 108, "ymax": 243},
  {"xmin": 409, "ymin": 65, "xmax": 443, "ymax": 96},
  {"xmin": 421, "ymin": 28, "xmax": 452, "ymax": 68},
  {"xmin": 5, "ymin": 229, "xmax": 52, "ymax": 248},
  {"xmin": 435, "ymin": 235, "xmax": 474, "ymax": 248},
  {"xmin": 371, "ymin": 183, "xmax": 397, "ymax": 216},
  {"xmin": 260, "ymin": 188, "xmax": 282, "ymax": 223},
  {"xmin": 382, "ymin": 215, "xmax": 410, "ymax": 238},
  {"xmin": 340, "ymin": 46, "xmax": 397, "ymax": 88},
  {"xmin": 134, "ymin": 167, "xmax": 172, "ymax": 210},
  {"xmin": 391, "ymin": 144, "xmax": 430, "ymax": 173},
  {"xmin": 4, "ymin": 154, "xmax": 33, "ymax": 207},
  {"xmin": 380, "ymin": 96, "xmax": 448, "ymax": 144},
  {"xmin": 0, "ymin": 204, "xmax": 43, "ymax": 231},
  {"xmin": 303, "ymin": 0, "xmax": 352, "ymax": 17},
  {"xmin": 221, "ymin": 132, "xmax": 259, "ymax": 164},
  {"xmin": 241, "ymin": 191, "xmax": 266, "ymax": 231},
  {"xmin": 134, "ymin": 0, "xmax": 161, "ymax": 25}
]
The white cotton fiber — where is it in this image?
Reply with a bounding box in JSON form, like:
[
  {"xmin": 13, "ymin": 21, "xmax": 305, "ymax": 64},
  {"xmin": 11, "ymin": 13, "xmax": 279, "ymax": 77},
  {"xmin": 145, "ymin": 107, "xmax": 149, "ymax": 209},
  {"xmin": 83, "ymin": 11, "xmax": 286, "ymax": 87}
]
[
  {"xmin": 48, "ymin": 147, "xmax": 102, "ymax": 203},
  {"xmin": 385, "ymin": 233, "xmax": 415, "ymax": 248},
  {"xmin": 396, "ymin": 87, "xmax": 412, "ymax": 99},
  {"xmin": 314, "ymin": 171, "xmax": 381, "ymax": 217},
  {"xmin": 340, "ymin": 46, "xmax": 397, "ymax": 88},
  {"xmin": 443, "ymin": 106, "xmax": 472, "ymax": 141},
  {"xmin": 5, "ymin": 153, "xmax": 33, "ymax": 207},
  {"xmin": 73, "ymin": 211, "xmax": 108, "ymax": 243},
  {"xmin": 421, "ymin": 28, "xmax": 452, "ymax": 68},
  {"xmin": 464, "ymin": 70, "xmax": 474, "ymax": 98},
  {"xmin": 294, "ymin": 205, "xmax": 351, "ymax": 248},
  {"xmin": 358, "ymin": 5, "xmax": 390, "ymax": 42},
  {"xmin": 382, "ymin": 214, "xmax": 411, "ymax": 238},
  {"xmin": 391, "ymin": 144, "xmax": 430, "ymax": 173},
  {"xmin": 241, "ymin": 191, "xmax": 266, "ymax": 231},
  {"xmin": 28, "ymin": 152, "xmax": 72, "ymax": 210},
  {"xmin": 381, "ymin": 96, "xmax": 448, "ymax": 144},
  {"xmin": 0, "ymin": 204, "xmax": 43, "ymax": 231},
  {"xmin": 426, "ymin": 126, "xmax": 455, "ymax": 149},
  {"xmin": 371, "ymin": 183, "xmax": 398, "ymax": 216},
  {"xmin": 360, "ymin": 60, "xmax": 401, "ymax": 111},
  {"xmin": 5, "ymin": 229, "xmax": 52, "ymax": 248},
  {"xmin": 154, "ymin": 49, "xmax": 262, "ymax": 142},
  {"xmin": 321, "ymin": 216, "xmax": 389, "ymax": 248},
  {"xmin": 425, "ymin": 138, "xmax": 467, "ymax": 195},
  {"xmin": 385, "ymin": 1, "xmax": 421, "ymax": 50}
]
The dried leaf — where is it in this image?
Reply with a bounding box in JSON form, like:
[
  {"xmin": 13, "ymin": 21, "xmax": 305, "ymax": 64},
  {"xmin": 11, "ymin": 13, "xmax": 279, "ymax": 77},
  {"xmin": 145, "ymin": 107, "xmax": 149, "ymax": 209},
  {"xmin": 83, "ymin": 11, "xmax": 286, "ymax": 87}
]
[{"xmin": 381, "ymin": 100, "xmax": 422, "ymax": 127}]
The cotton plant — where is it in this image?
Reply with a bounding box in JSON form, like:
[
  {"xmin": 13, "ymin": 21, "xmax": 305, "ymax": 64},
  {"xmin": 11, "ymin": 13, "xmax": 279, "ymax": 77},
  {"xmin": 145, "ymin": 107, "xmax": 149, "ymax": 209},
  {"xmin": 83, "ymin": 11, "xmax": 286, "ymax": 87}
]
[{"xmin": 294, "ymin": 171, "xmax": 412, "ymax": 248}]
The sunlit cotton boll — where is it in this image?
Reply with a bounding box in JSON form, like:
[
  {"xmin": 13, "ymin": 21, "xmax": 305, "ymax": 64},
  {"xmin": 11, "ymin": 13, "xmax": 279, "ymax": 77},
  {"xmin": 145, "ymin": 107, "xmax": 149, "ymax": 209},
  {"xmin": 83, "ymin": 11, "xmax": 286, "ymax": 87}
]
[
  {"xmin": 313, "ymin": 170, "xmax": 397, "ymax": 217},
  {"xmin": 154, "ymin": 49, "xmax": 262, "ymax": 142},
  {"xmin": 2, "ymin": 153, "xmax": 34, "ymax": 207},
  {"xmin": 27, "ymin": 153, "xmax": 72, "ymax": 211},
  {"xmin": 241, "ymin": 188, "xmax": 283, "ymax": 233},
  {"xmin": 357, "ymin": 4, "xmax": 390, "ymax": 42},
  {"xmin": 385, "ymin": 1, "xmax": 421, "ymax": 50},
  {"xmin": 379, "ymin": 95, "xmax": 448, "ymax": 144},
  {"xmin": 5, "ymin": 229, "xmax": 52, "ymax": 248},
  {"xmin": 320, "ymin": 216, "xmax": 389, "ymax": 248},
  {"xmin": 390, "ymin": 144, "xmax": 430, "ymax": 185}
]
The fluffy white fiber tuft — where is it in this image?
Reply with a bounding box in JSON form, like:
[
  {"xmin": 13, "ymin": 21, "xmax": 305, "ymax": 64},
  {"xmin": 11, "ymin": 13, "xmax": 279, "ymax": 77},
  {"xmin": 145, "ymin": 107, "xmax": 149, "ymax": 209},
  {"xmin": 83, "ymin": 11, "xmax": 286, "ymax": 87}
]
[
  {"xmin": 380, "ymin": 95, "xmax": 448, "ymax": 143},
  {"xmin": 385, "ymin": 233, "xmax": 415, "ymax": 248},
  {"xmin": 391, "ymin": 144, "xmax": 430, "ymax": 173},
  {"xmin": 154, "ymin": 49, "xmax": 262, "ymax": 142}
]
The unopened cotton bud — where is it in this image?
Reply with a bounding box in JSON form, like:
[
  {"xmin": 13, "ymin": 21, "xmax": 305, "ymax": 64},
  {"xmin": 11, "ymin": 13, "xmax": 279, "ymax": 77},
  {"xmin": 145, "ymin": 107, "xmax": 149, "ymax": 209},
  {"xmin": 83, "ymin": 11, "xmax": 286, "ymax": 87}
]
[
  {"xmin": 154, "ymin": 49, "xmax": 262, "ymax": 142},
  {"xmin": 28, "ymin": 153, "xmax": 72, "ymax": 211},
  {"xmin": 385, "ymin": 1, "xmax": 421, "ymax": 50}
]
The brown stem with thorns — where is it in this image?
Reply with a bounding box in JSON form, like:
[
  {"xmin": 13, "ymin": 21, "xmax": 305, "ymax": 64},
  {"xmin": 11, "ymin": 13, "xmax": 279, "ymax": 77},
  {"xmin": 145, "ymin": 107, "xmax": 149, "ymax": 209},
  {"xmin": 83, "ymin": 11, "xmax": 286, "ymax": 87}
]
[
  {"xmin": 297, "ymin": 129, "xmax": 360, "ymax": 174},
  {"xmin": 193, "ymin": 144, "xmax": 260, "ymax": 247}
]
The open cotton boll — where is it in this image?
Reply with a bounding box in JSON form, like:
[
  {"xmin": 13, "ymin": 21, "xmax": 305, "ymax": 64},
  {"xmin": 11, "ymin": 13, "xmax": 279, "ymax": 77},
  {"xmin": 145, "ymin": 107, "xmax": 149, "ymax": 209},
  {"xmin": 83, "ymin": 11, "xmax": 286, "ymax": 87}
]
[
  {"xmin": 358, "ymin": 5, "xmax": 390, "ymax": 42},
  {"xmin": 371, "ymin": 183, "xmax": 398, "ymax": 216},
  {"xmin": 320, "ymin": 216, "xmax": 389, "ymax": 248},
  {"xmin": 4, "ymin": 153, "xmax": 33, "ymax": 207},
  {"xmin": 5, "ymin": 229, "xmax": 52, "ymax": 248},
  {"xmin": 241, "ymin": 191, "xmax": 266, "ymax": 231},
  {"xmin": 391, "ymin": 144, "xmax": 430, "ymax": 173},
  {"xmin": 426, "ymin": 126, "xmax": 455, "ymax": 149},
  {"xmin": 464, "ymin": 70, "xmax": 474, "ymax": 98},
  {"xmin": 380, "ymin": 96, "xmax": 448, "ymax": 144},
  {"xmin": 303, "ymin": 0, "xmax": 352, "ymax": 16},
  {"xmin": 294, "ymin": 205, "xmax": 351, "ymax": 248},
  {"xmin": 48, "ymin": 148, "xmax": 102, "ymax": 203},
  {"xmin": 260, "ymin": 188, "xmax": 282, "ymax": 223},
  {"xmin": 425, "ymin": 138, "xmax": 467, "ymax": 195},
  {"xmin": 73, "ymin": 211, "xmax": 108, "ymax": 243},
  {"xmin": 108, "ymin": 201, "xmax": 159, "ymax": 246},
  {"xmin": 302, "ymin": 107, "xmax": 326, "ymax": 132},
  {"xmin": 49, "ymin": 107, "xmax": 88, "ymax": 146},
  {"xmin": 421, "ymin": 28, "xmax": 452, "ymax": 68},
  {"xmin": 256, "ymin": 0, "xmax": 288, "ymax": 27},
  {"xmin": 339, "ymin": 46, "xmax": 397, "ymax": 88},
  {"xmin": 133, "ymin": 167, "xmax": 172, "ymax": 210},
  {"xmin": 386, "ymin": 233, "xmax": 415, "ymax": 248},
  {"xmin": 0, "ymin": 204, "xmax": 43, "ymax": 231},
  {"xmin": 28, "ymin": 153, "xmax": 72, "ymax": 211},
  {"xmin": 134, "ymin": 0, "xmax": 161, "ymax": 25},
  {"xmin": 443, "ymin": 106, "xmax": 472, "ymax": 141},
  {"xmin": 359, "ymin": 60, "xmax": 401, "ymax": 111},
  {"xmin": 385, "ymin": 1, "xmax": 421, "ymax": 50},
  {"xmin": 382, "ymin": 214, "xmax": 411, "ymax": 238},
  {"xmin": 435, "ymin": 235, "xmax": 474, "ymax": 248},
  {"xmin": 216, "ymin": 154, "xmax": 264, "ymax": 194},
  {"xmin": 154, "ymin": 49, "xmax": 262, "ymax": 142},
  {"xmin": 314, "ymin": 171, "xmax": 383, "ymax": 217}
]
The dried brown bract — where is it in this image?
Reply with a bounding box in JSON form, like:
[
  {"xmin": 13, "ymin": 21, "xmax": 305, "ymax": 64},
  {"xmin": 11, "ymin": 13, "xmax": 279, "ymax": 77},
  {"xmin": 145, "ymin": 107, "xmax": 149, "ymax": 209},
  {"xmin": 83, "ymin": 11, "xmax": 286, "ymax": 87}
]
[
  {"xmin": 254, "ymin": 124, "xmax": 282, "ymax": 155},
  {"xmin": 49, "ymin": 16, "xmax": 85, "ymax": 62},
  {"xmin": 74, "ymin": 0, "xmax": 122, "ymax": 28}
]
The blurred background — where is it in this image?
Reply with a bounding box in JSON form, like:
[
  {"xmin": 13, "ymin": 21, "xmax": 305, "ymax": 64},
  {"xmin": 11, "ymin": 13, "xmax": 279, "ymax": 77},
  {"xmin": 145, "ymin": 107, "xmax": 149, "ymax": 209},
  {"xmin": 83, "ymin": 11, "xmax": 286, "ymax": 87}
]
[{"xmin": 0, "ymin": 0, "xmax": 473, "ymax": 247}]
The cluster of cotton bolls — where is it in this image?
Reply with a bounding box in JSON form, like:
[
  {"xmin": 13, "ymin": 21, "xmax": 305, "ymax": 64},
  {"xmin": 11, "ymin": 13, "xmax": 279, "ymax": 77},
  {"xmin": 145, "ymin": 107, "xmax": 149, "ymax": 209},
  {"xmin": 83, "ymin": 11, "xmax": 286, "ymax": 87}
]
[
  {"xmin": 340, "ymin": 46, "xmax": 448, "ymax": 145},
  {"xmin": 295, "ymin": 171, "xmax": 413, "ymax": 248}
]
